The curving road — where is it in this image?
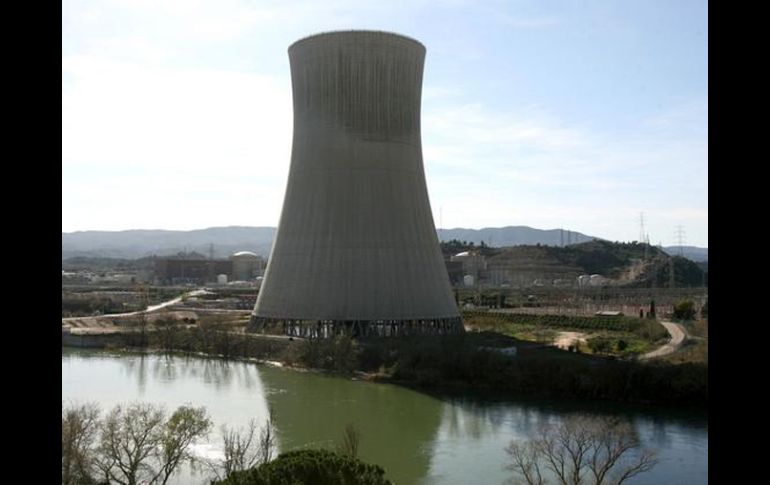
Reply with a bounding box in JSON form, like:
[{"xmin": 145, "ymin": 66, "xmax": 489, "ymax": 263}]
[
  {"xmin": 62, "ymin": 289, "xmax": 207, "ymax": 322},
  {"xmin": 639, "ymin": 320, "xmax": 687, "ymax": 360}
]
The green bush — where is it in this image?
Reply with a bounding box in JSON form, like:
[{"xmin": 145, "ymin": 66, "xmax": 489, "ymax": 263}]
[
  {"xmin": 587, "ymin": 337, "xmax": 613, "ymax": 354},
  {"xmin": 298, "ymin": 336, "xmax": 359, "ymax": 373},
  {"xmin": 212, "ymin": 449, "xmax": 392, "ymax": 485},
  {"xmin": 673, "ymin": 301, "xmax": 697, "ymax": 321}
]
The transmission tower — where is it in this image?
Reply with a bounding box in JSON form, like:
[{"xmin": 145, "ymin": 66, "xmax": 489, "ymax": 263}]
[
  {"xmin": 639, "ymin": 212, "xmax": 646, "ymax": 243},
  {"xmin": 675, "ymin": 226, "xmax": 686, "ymax": 256}
]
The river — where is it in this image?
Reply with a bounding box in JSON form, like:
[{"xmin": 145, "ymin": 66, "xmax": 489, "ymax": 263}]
[{"xmin": 62, "ymin": 348, "xmax": 707, "ymax": 484}]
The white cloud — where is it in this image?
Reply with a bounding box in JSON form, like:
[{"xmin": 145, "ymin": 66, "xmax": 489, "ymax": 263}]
[
  {"xmin": 422, "ymin": 98, "xmax": 707, "ymax": 245},
  {"xmin": 62, "ymin": 0, "xmax": 707, "ymax": 246}
]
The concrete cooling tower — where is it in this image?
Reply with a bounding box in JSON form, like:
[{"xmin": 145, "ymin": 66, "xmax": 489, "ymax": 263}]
[{"xmin": 250, "ymin": 30, "xmax": 462, "ymax": 337}]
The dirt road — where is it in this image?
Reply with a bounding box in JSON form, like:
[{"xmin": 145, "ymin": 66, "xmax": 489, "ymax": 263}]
[
  {"xmin": 62, "ymin": 289, "xmax": 207, "ymax": 323},
  {"xmin": 639, "ymin": 321, "xmax": 687, "ymax": 360}
]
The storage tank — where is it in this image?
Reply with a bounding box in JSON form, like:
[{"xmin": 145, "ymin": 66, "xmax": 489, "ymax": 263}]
[
  {"xmin": 217, "ymin": 274, "xmax": 228, "ymax": 285},
  {"xmin": 250, "ymin": 31, "xmax": 461, "ymax": 337},
  {"xmin": 232, "ymin": 251, "xmax": 262, "ymax": 281}
]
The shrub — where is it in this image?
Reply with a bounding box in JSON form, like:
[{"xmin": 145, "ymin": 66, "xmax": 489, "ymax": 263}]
[
  {"xmin": 587, "ymin": 337, "xmax": 612, "ymax": 354},
  {"xmin": 298, "ymin": 336, "xmax": 358, "ymax": 373},
  {"xmin": 673, "ymin": 301, "xmax": 697, "ymax": 321},
  {"xmin": 213, "ymin": 449, "xmax": 392, "ymax": 485}
]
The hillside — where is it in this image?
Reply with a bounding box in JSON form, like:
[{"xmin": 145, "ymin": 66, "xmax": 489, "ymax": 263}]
[
  {"xmin": 62, "ymin": 226, "xmax": 708, "ymax": 267},
  {"xmin": 482, "ymin": 240, "xmax": 706, "ymax": 287},
  {"xmin": 62, "ymin": 226, "xmax": 276, "ymax": 259},
  {"xmin": 663, "ymin": 246, "xmax": 708, "ymax": 262},
  {"xmin": 437, "ymin": 226, "xmax": 597, "ymax": 247}
]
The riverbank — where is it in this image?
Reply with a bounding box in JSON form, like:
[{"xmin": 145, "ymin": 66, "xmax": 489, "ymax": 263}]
[
  {"xmin": 62, "ymin": 321, "xmax": 707, "ymax": 409},
  {"xmin": 63, "ymin": 347, "xmax": 709, "ymax": 485}
]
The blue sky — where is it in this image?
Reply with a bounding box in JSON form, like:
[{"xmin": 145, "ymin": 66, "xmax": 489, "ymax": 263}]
[{"xmin": 62, "ymin": 0, "xmax": 708, "ymax": 247}]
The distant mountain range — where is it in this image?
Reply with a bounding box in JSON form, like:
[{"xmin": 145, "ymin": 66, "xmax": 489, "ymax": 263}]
[
  {"xmin": 62, "ymin": 225, "xmax": 707, "ymax": 262},
  {"xmin": 62, "ymin": 226, "xmax": 276, "ymax": 260}
]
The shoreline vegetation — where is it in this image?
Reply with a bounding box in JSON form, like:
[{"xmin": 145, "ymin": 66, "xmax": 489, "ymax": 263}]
[{"xmin": 62, "ymin": 310, "xmax": 707, "ymax": 409}]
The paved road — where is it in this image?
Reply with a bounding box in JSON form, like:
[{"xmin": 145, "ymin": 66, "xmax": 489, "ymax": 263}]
[{"xmin": 639, "ymin": 320, "xmax": 687, "ymax": 360}]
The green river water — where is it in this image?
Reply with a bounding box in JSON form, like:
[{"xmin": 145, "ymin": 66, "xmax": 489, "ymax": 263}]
[{"xmin": 62, "ymin": 348, "xmax": 707, "ymax": 484}]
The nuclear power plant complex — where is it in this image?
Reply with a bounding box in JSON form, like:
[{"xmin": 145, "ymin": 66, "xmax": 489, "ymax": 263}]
[{"xmin": 249, "ymin": 31, "xmax": 462, "ymax": 337}]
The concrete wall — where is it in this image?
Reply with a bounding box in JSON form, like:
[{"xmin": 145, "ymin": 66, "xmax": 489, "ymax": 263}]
[{"xmin": 253, "ymin": 31, "xmax": 459, "ymax": 322}]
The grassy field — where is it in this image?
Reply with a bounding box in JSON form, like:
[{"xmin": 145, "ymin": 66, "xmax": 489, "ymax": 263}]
[{"xmin": 463, "ymin": 310, "xmax": 669, "ymax": 358}]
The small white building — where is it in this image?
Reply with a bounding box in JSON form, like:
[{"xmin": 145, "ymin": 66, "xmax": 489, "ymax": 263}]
[
  {"xmin": 451, "ymin": 251, "xmax": 487, "ymax": 279},
  {"xmin": 589, "ymin": 274, "xmax": 606, "ymax": 286}
]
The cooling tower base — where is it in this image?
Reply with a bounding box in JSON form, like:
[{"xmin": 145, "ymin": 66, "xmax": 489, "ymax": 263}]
[{"xmin": 247, "ymin": 315, "xmax": 464, "ymax": 338}]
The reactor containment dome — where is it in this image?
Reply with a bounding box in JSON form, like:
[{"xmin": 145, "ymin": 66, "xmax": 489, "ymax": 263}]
[{"xmin": 249, "ymin": 30, "xmax": 462, "ymax": 338}]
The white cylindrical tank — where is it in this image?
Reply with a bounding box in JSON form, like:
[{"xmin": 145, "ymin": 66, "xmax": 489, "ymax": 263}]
[
  {"xmin": 232, "ymin": 251, "xmax": 261, "ymax": 281},
  {"xmin": 217, "ymin": 274, "xmax": 228, "ymax": 284},
  {"xmin": 463, "ymin": 275, "xmax": 475, "ymax": 287}
]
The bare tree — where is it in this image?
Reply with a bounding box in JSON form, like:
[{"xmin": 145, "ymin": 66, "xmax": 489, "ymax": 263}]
[
  {"xmin": 155, "ymin": 318, "xmax": 178, "ymax": 351},
  {"xmin": 337, "ymin": 423, "xmax": 361, "ymax": 459},
  {"xmin": 506, "ymin": 441, "xmax": 544, "ymax": 485},
  {"xmin": 62, "ymin": 402, "xmax": 101, "ymax": 485},
  {"xmin": 151, "ymin": 405, "xmax": 212, "ymax": 485},
  {"xmin": 257, "ymin": 406, "xmax": 277, "ymax": 465},
  {"xmin": 137, "ymin": 284, "xmax": 150, "ymax": 347},
  {"xmin": 505, "ymin": 415, "xmax": 657, "ymax": 485},
  {"xmin": 208, "ymin": 406, "xmax": 277, "ymax": 481},
  {"xmin": 216, "ymin": 419, "xmax": 260, "ymax": 479},
  {"xmin": 95, "ymin": 402, "xmax": 211, "ymax": 485},
  {"xmin": 96, "ymin": 403, "xmax": 166, "ymax": 485}
]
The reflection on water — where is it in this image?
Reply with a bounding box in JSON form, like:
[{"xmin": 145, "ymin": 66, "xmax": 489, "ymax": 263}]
[
  {"xmin": 258, "ymin": 368, "xmax": 443, "ymax": 485},
  {"xmin": 118, "ymin": 353, "xmax": 261, "ymax": 393},
  {"xmin": 62, "ymin": 348, "xmax": 707, "ymax": 485}
]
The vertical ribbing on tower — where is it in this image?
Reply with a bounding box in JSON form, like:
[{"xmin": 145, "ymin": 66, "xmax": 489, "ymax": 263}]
[{"xmin": 250, "ymin": 31, "xmax": 461, "ymax": 335}]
